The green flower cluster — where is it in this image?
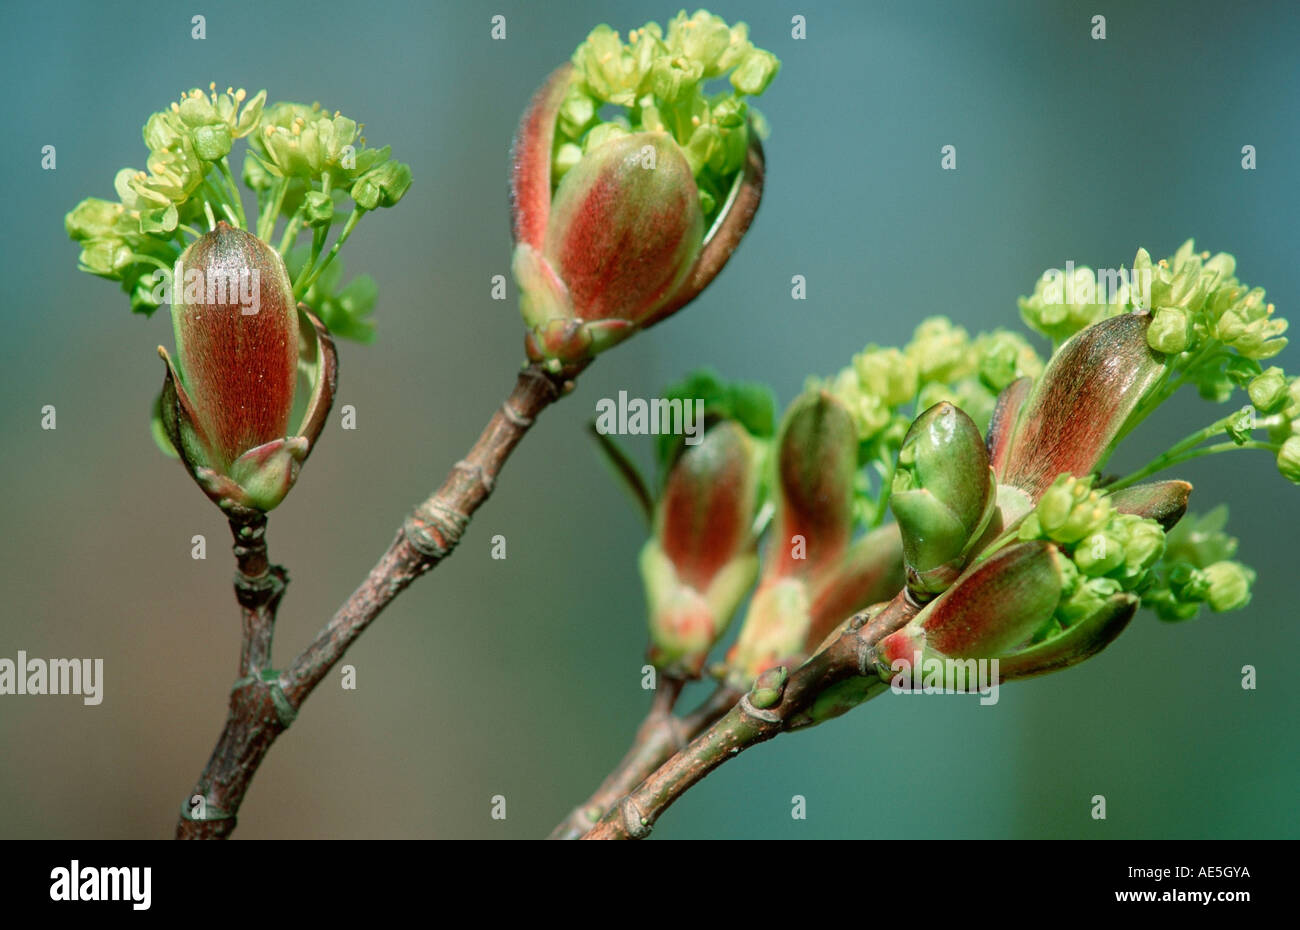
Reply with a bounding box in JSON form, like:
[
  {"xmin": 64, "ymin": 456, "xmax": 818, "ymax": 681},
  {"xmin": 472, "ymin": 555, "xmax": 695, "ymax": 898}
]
[
  {"xmin": 562, "ymin": 10, "xmax": 780, "ymax": 224},
  {"xmin": 243, "ymin": 101, "xmax": 410, "ymax": 213},
  {"xmin": 1139, "ymin": 506, "xmax": 1255, "ymax": 620},
  {"xmin": 67, "ymin": 85, "xmax": 412, "ymax": 342},
  {"xmin": 1135, "ymin": 240, "xmax": 1287, "ymax": 361},
  {"xmin": 1018, "ymin": 475, "xmax": 1168, "ymax": 639},
  {"xmin": 804, "ymin": 318, "xmax": 1042, "ymax": 526},
  {"xmin": 66, "ymin": 86, "xmax": 266, "ymax": 313},
  {"xmin": 1018, "ymin": 264, "xmax": 1135, "ymax": 345},
  {"xmin": 819, "ymin": 318, "xmax": 1043, "ymax": 446}
]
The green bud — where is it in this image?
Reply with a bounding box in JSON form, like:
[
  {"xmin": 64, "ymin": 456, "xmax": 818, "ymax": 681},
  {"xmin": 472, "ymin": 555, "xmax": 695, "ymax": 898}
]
[
  {"xmin": 905, "ymin": 317, "xmax": 973, "ymax": 383},
  {"xmin": 750, "ymin": 666, "xmax": 788, "ymax": 709},
  {"xmin": 1277, "ymin": 435, "xmax": 1300, "ymax": 484},
  {"xmin": 1072, "ymin": 532, "xmax": 1124, "ymax": 577},
  {"xmin": 1017, "ymin": 265, "xmax": 1123, "ymax": 343},
  {"xmin": 1248, "ymin": 367, "xmax": 1289, "ymax": 412},
  {"xmin": 351, "ymin": 160, "xmax": 412, "ymax": 210},
  {"xmin": 1202, "ymin": 561, "xmax": 1254, "ymax": 612},
  {"xmin": 1029, "ymin": 474, "xmax": 1111, "ymax": 545},
  {"xmin": 556, "ymin": 85, "xmax": 596, "ymax": 139},
  {"xmin": 1147, "ymin": 306, "xmax": 1191, "ymax": 354},
  {"xmin": 731, "ymin": 48, "xmax": 780, "ymax": 95},
  {"xmin": 302, "ymin": 190, "xmax": 334, "ymax": 227},
  {"xmin": 853, "ymin": 347, "xmax": 919, "ymax": 407},
  {"xmin": 973, "ymin": 329, "xmax": 1043, "ymax": 392},
  {"xmin": 890, "ymin": 402, "xmax": 995, "ymax": 598},
  {"xmin": 1055, "ymin": 575, "xmax": 1122, "ymax": 627},
  {"xmin": 1213, "ymin": 287, "xmax": 1288, "ymax": 360}
]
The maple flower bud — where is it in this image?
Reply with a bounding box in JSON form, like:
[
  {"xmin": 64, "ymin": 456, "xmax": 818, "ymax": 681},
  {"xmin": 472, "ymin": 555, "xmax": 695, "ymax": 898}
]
[
  {"xmin": 641, "ymin": 419, "xmax": 762, "ymax": 676},
  {"xmin": 1248, "ymin": 367, "xmax": 1289, "ymax": 413},
  {"xmin": 990, "ymin": 312, "xmax": 1165, "ymax": 501},
  {"xmin": 156, "ymin": 222, "xmax": 337, "ymax": 514},
  {"xmin": 726, "ymin": 391, "xmax": 903, "ymax": 684},
  {"xmin": 1202, "ymin": 561, "xmax": 1255, "ymax": 612},
  {"xmin": 873, "ymin": 541, "xmax": 1138, "ymax": 687},
  {"xmin": 1278, "ymin": 436, "xmax": 1300, "ymax": 484},
  {"xmin": 890, "ymin": 402, "xmax": 996, "ymax": 599},
  {"xmin": 509, "ymin": 24, "xmax": 772, "ymax": 368}
]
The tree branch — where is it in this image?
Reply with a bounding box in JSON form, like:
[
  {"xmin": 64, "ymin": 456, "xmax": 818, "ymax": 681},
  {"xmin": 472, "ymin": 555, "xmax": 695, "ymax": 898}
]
[
  {"xmin": 581, "ymin": 592, "xmax": 920, "ymax": 840},
  {"xmin": 548, "ymin": 679, "xmax": 741, "ymax": 840},
  {"xmin": 176, "ymin": 362, "xmax": 576, "ymax": 839}
]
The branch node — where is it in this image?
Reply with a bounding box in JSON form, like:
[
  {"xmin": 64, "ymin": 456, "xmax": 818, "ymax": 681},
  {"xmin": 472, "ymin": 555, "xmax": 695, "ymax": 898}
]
[
  {"xmin": 620, "ymin": 798, "xmax": 652, "ymax": 839},
  {"xmin": 231, "ymin": 670, "xmax": 299, "ymax": 729},
  {"xmin": 739, "ymin": 694, "xmax": 782, "ymax": 725},
  {"xmin": 453, "ymin": 459, "xmax": 495, "ymax": 494},
  {"xmin": 500, "ymin": 401, "xmax": 534, "ymax": 428},
  {"xmin": 404, "ymin": 500, "xmax": 471, "ymax": 559},
  {"xmin": 857, "ymin": 639, "xmax": 879, "ymax": 678}
]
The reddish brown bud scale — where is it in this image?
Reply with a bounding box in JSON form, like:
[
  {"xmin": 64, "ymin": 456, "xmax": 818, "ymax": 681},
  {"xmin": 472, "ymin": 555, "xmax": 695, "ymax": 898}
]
[
  {"xmin": 172, "ymin": 221, "xmax": 298, "ymax": 469},
  {"xmin": 770, "ymin": 391, "xmax": 857, "ymax": 578},
  {"xmin": 158, "ymin": 223, "xmax": 337, "ymax": 514},
  {"xmin": 997, "ymin": 312, "xmax": 1164, "ymax": 500},
  {"xmin": 1106, "ymin": 480, "xmax": 1192, "ymax": 530},
  {"xmin": 509, "ymin": 64, "xmax": 573, "ymax": 249},
  {"xmin": 878, "ymin": 541, "xmax": 1063, "ymax": 665},
  {"xmin": 659, "ymin": 423, "xmax": 752, "ymax": 589},
  {"xmin": 545, "ymin": 133, "xmax": 703, "ymax": 325}
]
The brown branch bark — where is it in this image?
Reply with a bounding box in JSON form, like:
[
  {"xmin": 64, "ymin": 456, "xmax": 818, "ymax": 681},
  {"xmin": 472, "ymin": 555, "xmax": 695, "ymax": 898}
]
[
  {"xmin": 581, "ymin": 592, "xmax": 921, "ymax": 840},
  {"xmin": 548, "ymin": 680, "xmax": 741, "ymax": 840},
  {"xmin": 176, "ymin": 363, "xmax": 575, "ymax": 839}
]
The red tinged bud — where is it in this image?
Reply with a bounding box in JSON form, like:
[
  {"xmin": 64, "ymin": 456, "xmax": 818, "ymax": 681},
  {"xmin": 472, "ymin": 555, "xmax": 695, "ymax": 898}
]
[
  {"xmin": 991, "ymin": 312, "xmax": 1165, "ymax": 500},
  {"xmin": 1106, "ymin": 480, "xmax": 1193, "ymax": 530},
  {"xmin": 878, "ymin": 541, "xmax": 1064, "ymax": 666},
  {"xmin": 726, "ymin": 392, "xmax": 903, "ymax": 683},
  {"xmin": 642, "ymin": 420, "xmax": 762, "ymax": 676},
  {"xmin": 510, "ymin": 65, "xmax": 765, "ymax": 367},
  {"xmin": 157, "ymin": 222, "xmax": 337, "ymax": 513}
]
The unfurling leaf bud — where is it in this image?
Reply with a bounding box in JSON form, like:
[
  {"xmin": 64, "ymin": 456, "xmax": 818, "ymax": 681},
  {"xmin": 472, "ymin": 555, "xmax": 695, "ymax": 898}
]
[
  {"xmin": 873, "ymin": 540, "xmax": 1138, "ymax": 688},
  {"xmin": 889, "ymin": 402, "xmax": 995, "ymax": 599},
  {"xmin": 157, "ymin": 222, "xmax": 337, "ymax": 514},
  {"xmin": 726, "ymin": 391, "xmax": 903, "ymax": 685},
  {"xmin": 642, "ymin": 419, "xmax": 762, "ymax": 676},
  {"xmin": 509, "ymin": 59, "xmax": 766, "ymax": 368},
  {"xmin": 992, "ymin": 312, "xmax": 1165, "ymax": 501}
]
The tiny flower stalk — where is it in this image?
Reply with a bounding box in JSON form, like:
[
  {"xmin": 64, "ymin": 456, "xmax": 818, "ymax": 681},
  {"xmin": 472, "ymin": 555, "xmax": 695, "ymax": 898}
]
[
  {"xmin": 156, "ymin": 222, "xmax": 337, "ymax": 514},
  {"xmin": 726, "ymin": 391, "xmax": 904, "ymax": 685},
  {"xmin": 509, "ymin": 13, "xmax": 777, "ymax": 369},
  {"xmin": 641, "ymin": 419, "xmax": 763, "ymax": 677},
  {"xmin": 889, "ymin": 402, "xmax": 996, "ymax": 600}
]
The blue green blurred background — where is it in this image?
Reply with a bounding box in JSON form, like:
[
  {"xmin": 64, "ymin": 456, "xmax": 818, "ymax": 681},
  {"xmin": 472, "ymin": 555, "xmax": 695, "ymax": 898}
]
[{"xmin": 2, "ymin": 0, "xmax": 1297, "ymax": 839}]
